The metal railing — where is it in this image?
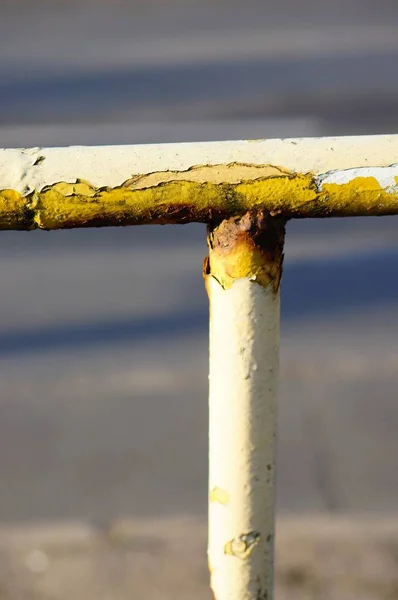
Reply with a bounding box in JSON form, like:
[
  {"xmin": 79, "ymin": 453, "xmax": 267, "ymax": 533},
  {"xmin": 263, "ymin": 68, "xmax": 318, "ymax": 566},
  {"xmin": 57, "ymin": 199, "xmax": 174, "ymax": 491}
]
[{"xmin": 1, "ymin": 134, "xmax": 398, "ymax": 600}]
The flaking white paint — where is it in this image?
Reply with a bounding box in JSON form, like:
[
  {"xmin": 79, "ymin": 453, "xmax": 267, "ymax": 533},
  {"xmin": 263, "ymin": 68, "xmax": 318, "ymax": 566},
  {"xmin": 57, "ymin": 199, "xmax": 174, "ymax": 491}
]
[
  {"xmin": 1, "ymin": 135, "xmax": 398, "ymax": 194},
  {"xmin": 318, "ymin": 165, "xmax": 398, "ymax": 191}
]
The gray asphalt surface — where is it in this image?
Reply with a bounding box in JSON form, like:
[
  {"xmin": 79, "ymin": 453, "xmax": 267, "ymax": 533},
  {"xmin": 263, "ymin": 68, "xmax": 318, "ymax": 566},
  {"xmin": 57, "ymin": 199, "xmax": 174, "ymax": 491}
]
[{"xmin": 1, "ymin": 0, "xmax": 398, "ymax": 522}]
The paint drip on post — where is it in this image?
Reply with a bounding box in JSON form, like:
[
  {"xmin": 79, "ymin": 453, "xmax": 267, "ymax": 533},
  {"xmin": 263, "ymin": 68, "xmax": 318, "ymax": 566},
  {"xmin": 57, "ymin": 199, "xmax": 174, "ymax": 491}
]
[{"xmin": 205, "ymin": 211, "xmax": 285, "ymax": 600}]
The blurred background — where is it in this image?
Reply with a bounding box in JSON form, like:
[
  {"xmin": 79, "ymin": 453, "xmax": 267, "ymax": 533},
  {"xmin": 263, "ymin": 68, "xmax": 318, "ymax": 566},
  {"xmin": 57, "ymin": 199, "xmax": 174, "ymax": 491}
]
[{"xmin": 1, "ymin": 0, "xmax": 398, "ymax": 598}]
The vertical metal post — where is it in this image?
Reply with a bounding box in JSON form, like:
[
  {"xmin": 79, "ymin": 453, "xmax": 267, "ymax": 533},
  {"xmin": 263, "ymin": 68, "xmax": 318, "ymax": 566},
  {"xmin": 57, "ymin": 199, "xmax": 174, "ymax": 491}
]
[{"xmin": 205, "ymin": 211, "xmax": 285, "ymax": 600}]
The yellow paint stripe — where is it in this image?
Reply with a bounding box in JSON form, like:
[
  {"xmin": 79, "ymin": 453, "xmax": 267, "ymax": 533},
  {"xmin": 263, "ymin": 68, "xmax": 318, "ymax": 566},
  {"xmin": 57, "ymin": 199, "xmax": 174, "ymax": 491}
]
[{"xmin": 1, "ymin": 171, "xmax": 398, "ymax": 230}]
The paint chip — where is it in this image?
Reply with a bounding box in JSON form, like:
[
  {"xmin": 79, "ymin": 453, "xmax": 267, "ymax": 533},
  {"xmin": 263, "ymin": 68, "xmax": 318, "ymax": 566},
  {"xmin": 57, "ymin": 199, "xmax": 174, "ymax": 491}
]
[
  {"xmin": 209, "ymin": 487, "xmax": 229, "ymax": 505},
  {"xmin": 224, "ymin": 531, "xmax": 260, "ymax": 559}
]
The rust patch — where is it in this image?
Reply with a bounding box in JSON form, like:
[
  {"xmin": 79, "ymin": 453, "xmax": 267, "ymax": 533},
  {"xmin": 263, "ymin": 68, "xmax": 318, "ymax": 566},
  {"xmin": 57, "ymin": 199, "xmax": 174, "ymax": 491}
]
[{"xmin": 205, "ymin": 211, "xmax": 286, "ymax": 291}]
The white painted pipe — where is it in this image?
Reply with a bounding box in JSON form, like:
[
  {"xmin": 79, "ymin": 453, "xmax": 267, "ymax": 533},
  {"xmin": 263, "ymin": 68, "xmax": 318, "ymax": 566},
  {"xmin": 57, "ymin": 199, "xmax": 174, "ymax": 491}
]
[
  {"xmin": 2, "ymin": 135, "xmax": 398, "ymax": 231},
  {"xmin": 206, "ymin": 213, "xmax": 283, "ymax": 600}
]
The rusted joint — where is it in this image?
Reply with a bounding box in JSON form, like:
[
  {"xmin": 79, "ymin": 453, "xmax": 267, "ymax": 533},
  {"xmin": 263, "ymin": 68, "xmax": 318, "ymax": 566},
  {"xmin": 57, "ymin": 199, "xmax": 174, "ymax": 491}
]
[{"xmin": 204, "ymin": 211, "xmax": 286, "ymax": 292}]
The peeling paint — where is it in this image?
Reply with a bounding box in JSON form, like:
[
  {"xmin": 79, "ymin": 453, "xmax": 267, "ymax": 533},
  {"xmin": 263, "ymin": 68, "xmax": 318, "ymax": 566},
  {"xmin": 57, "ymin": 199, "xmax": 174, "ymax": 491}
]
[
  {"xmin": 209, "ymin": 487, "xmax": 230, "ymax": 505},
  {"xmin": 0, "ymin": 163, "xmax": 398, "ymax": 230},
  {"xmin": 205, "ymin": 212, "xmax": 286, "ymax": 291},
  {"xmin": 321, "ymin": 177, "xmax": 398, "ymax": 216},
  {"xmin": 125, "ymin": 163, "xmax": 290, "ymax": 189},
  {"xmin": 318, "ymin": 165, "xmax": 398, "ymax": 189},
  {"xmin": 224, "ymin": 531, "xmax": 261, "ymax": 559}
]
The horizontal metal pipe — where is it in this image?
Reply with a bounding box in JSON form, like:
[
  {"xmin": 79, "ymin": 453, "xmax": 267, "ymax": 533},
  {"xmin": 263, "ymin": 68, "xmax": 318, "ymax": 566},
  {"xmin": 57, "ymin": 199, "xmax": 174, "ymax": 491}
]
[{"xmin": 1, "ymin": 135, "xmax": 398, "ymax": 229}]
